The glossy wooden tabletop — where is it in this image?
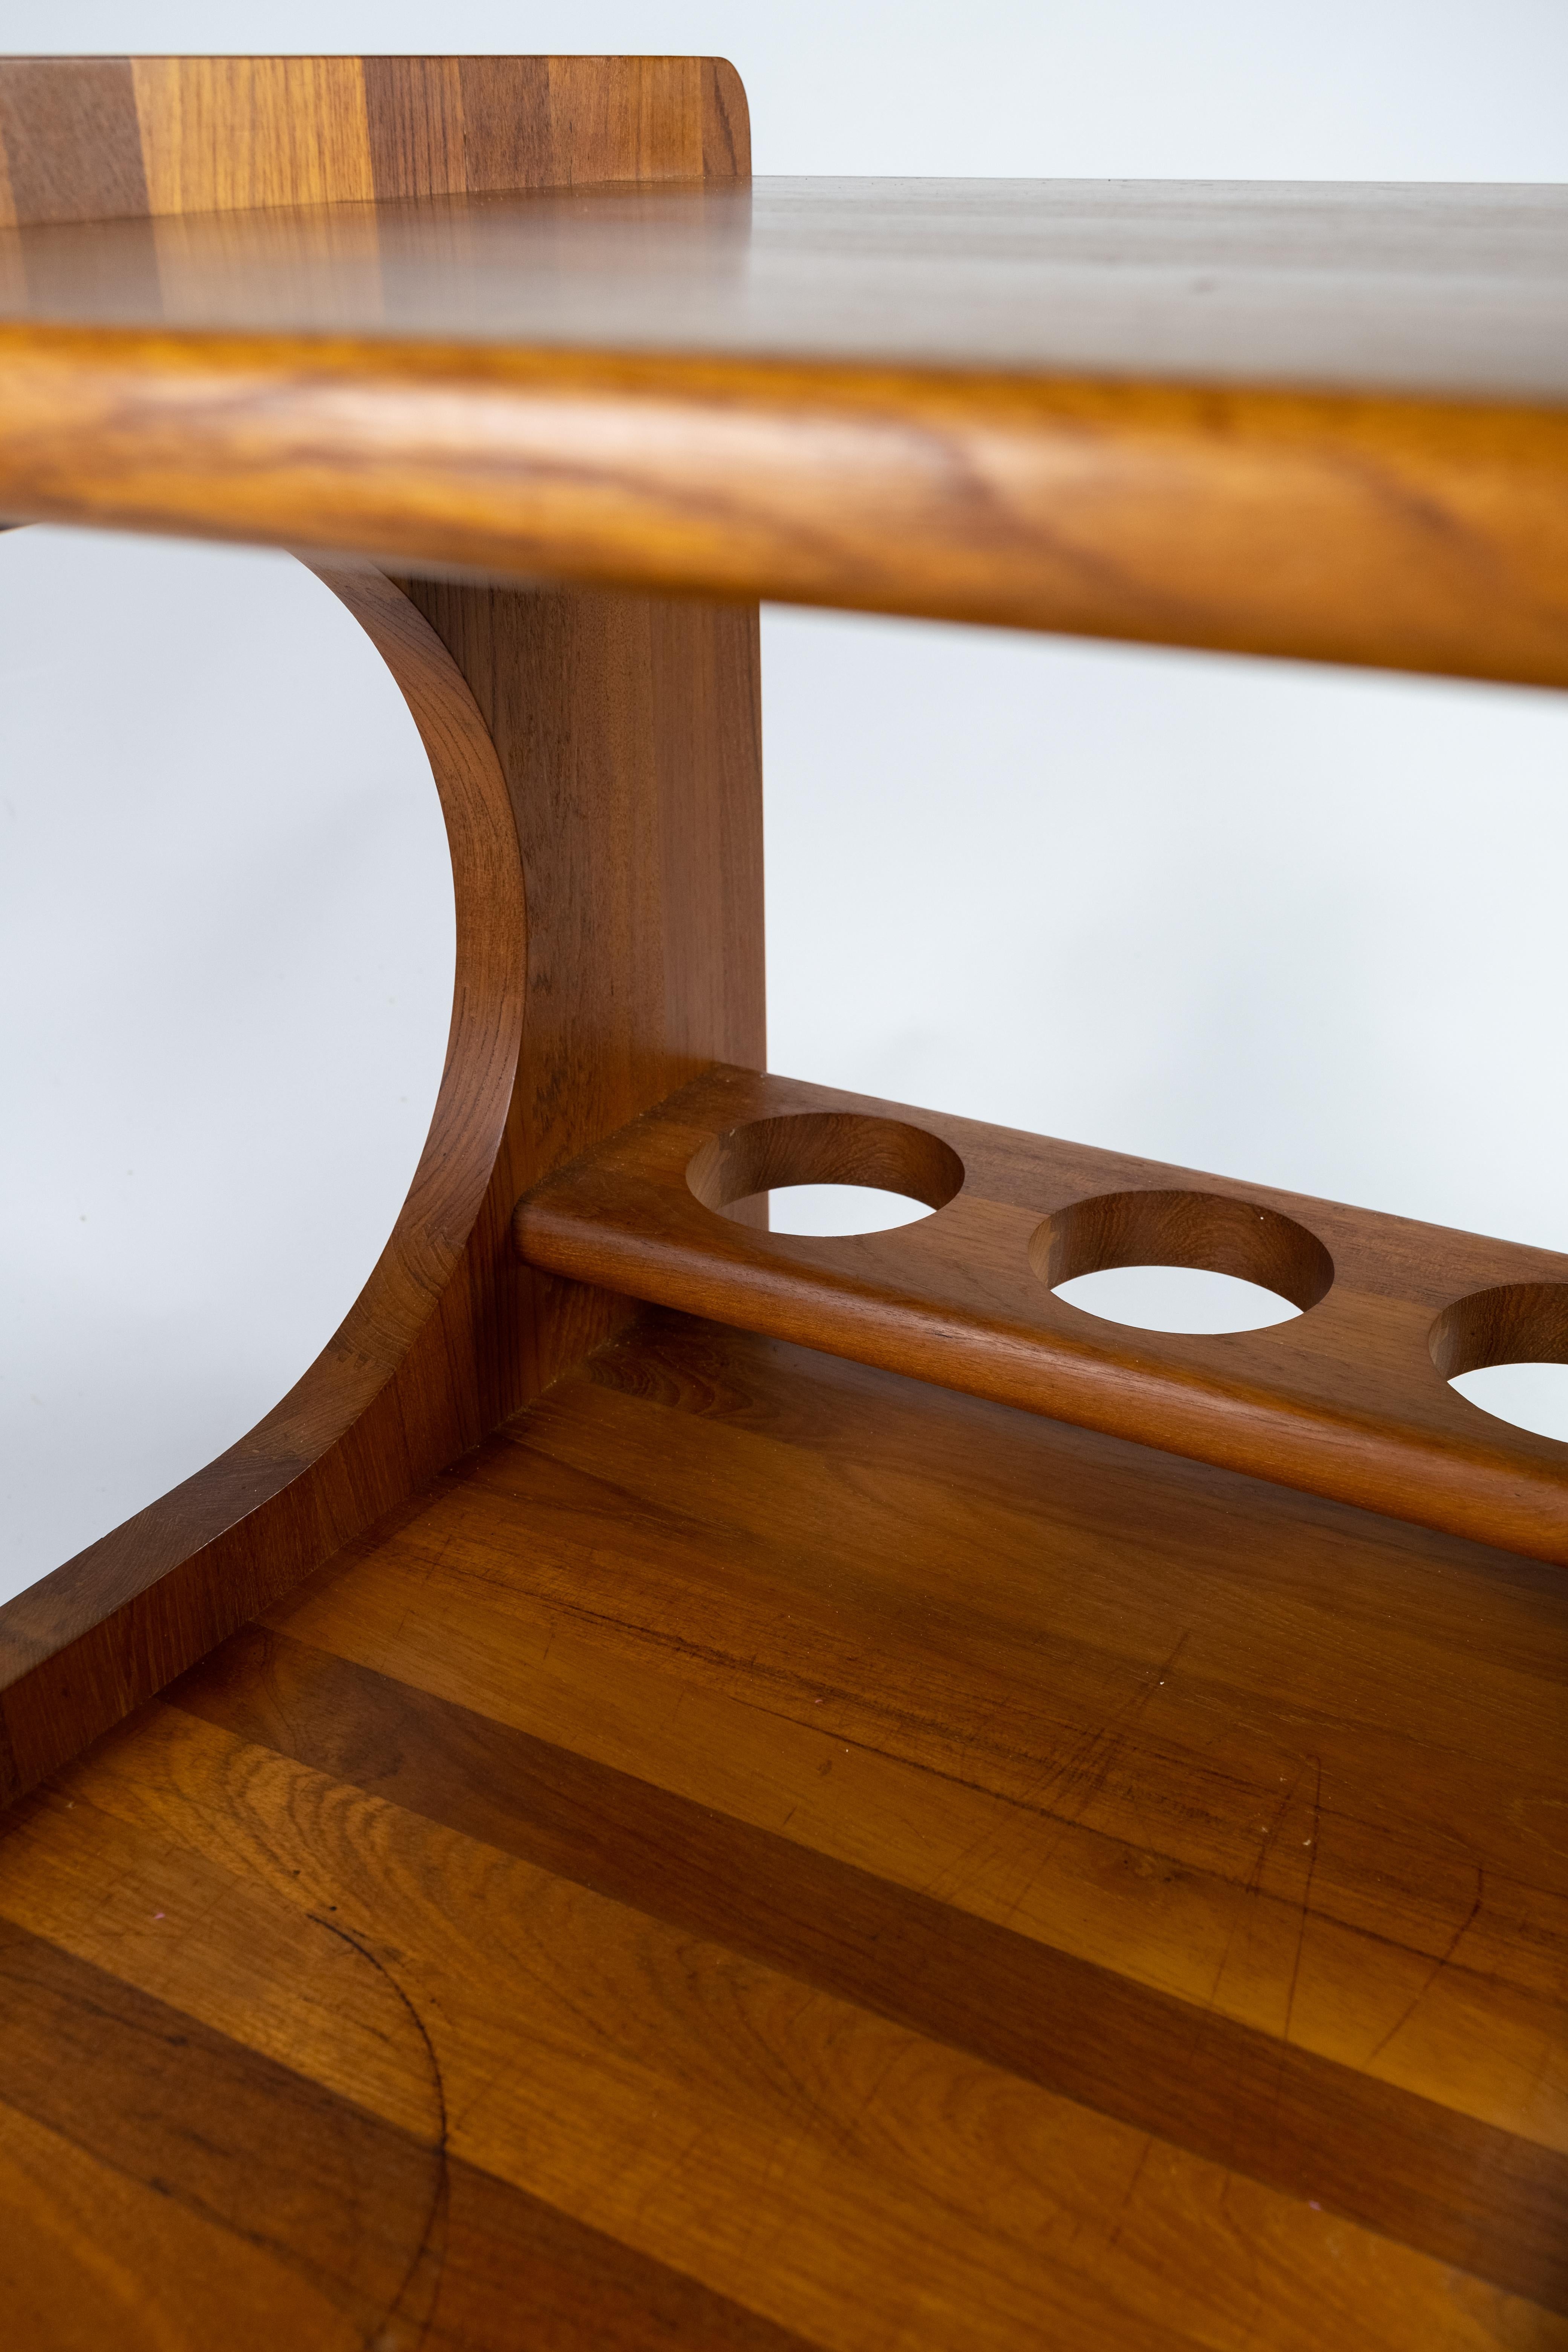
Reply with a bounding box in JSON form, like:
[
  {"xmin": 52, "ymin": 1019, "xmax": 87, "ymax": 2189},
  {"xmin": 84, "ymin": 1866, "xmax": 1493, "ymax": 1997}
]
[
  {"xmin": 2, "ymin": 166, "xmax": 1567, "ymax": 685},
  {"xmin": 2, "ymin": 1313, "xmax": 1563, "ymax": 2349},
  {"xmin": 3, "ymin": 176, "xmax": 1567, "ymax": 399}
]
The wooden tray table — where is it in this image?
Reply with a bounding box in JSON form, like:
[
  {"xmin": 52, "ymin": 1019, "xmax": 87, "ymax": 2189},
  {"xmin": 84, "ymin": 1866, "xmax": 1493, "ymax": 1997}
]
[{"xmin": 0, "ymin": 54, "xmax": 1564, "ymax": 2350}]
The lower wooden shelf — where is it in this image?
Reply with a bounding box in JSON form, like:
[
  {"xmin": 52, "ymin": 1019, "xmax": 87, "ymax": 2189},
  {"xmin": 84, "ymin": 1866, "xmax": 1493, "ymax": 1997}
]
[
  {"xmin": 2, "ymin": 1311, "xmax": 1563, "ymax": 2346},
  {"xmin": 514, "ymin": 1065, "xmax": 1568, "ymax": 1564}
]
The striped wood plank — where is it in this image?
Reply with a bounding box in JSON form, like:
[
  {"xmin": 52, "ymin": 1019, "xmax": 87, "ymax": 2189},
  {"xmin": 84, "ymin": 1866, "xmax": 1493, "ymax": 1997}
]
[
  {"xmin": 0, "ymin": 54, "xmax": 747, "ymax": 225},
  {"xmin": 1, "ymin": 1312, "xmax": 1563, "ymax": 2348}
]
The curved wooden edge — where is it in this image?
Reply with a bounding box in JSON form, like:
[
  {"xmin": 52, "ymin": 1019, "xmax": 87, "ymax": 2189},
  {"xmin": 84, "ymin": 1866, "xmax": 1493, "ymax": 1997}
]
[
  {"xmin": 2, "ymin": 328, "xmax": 1568, "ymax": 688},
  {"xmin": 514, "ymin": 1064, "xmax": 1568, "ymax": 1566},
  {"xmin": 0, "ymin": 557, "xmax": 527, "ymax": 1807}
]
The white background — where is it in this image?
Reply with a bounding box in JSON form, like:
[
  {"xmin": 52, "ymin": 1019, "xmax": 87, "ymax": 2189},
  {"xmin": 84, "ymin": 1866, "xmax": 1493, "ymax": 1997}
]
[{"xmin": 5, "ymin": 2, "xmax": 1568, "ymax": 1600}]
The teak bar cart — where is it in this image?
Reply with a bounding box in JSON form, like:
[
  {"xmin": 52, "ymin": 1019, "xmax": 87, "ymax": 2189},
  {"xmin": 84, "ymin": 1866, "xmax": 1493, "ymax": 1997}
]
[{"xmin": 1, "ymin": 53, "xmax": 1566, "ymax": 2352}]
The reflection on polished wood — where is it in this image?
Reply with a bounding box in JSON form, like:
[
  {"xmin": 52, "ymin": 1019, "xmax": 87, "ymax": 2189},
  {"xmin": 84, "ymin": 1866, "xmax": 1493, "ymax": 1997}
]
[
  {"xmin": 2, "ymin": 1315, "xmax": 1565, "ymax": 2346},
  {"xmin": 1, "ymin": 52, "xmax": 1565, "ymax": 2350},
  {"xmin": 5, "ymin": 176, "xmax": 1567, "ymax": 397},
  {"xmin": 1, "ymin": 61, "xmax": 1568, "ymax": 683}
]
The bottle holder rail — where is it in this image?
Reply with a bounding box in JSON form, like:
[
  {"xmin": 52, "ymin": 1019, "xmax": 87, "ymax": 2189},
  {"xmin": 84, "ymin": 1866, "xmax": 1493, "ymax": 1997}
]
[{"xmin": 514, "ymin": 1064, "xmax": 1568, "ymax": 1565}]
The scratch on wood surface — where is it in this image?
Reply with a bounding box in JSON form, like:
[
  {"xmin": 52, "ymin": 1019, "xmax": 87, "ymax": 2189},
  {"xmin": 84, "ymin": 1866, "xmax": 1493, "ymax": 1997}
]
[
  {"xmin": 1106, "ymin": 2134, "xmax": 1154, "ymax": 2249},
  {"xmin": 1279, "ymin": 1757, "xmax": 1323, "ymax": 2056},
  {"xmin": 310, "ymin": 1912, "xmax": 450, "ymax": 2343},
  {"xmin": 1363, "ymin": 1864, "xmax": 1485, "ymax": 2067}
]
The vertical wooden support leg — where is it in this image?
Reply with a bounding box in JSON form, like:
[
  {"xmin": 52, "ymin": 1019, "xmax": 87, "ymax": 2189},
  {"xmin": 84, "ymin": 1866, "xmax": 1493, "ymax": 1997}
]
[{"xmin": 392, "ymin": 579, "xmax": 766, "ymax": 1420}]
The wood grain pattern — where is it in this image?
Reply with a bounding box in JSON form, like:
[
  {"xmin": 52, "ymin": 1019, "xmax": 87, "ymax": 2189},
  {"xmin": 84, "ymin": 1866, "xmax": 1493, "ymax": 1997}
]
[
  {"xmin": 0, "ymin": 570, "xmax": 763, "ymax": 1809},
  {"xmin": 0, "ymin": 1925, "xmax": 813, "ymax": 2349},
  {"xmin": 2, "ymin": 67, "xmax": 1567, "ymax": 690},
  {"xmin": 391, "ymin": 577, "xmax": 765, "ymax": 1412},
  {"xmin": 514, "ymin": 1064, "xmax": 1568, "ymax": 1563},
  {"xmin": 0, "ymin": 54, "xmax": 748, "ymax": 224},
  {"xmin": 10, "ymin": 178, "xmax": 1568, "ymax": 398},
  {"xmin": 2, "ymin": 1312, "xmax": 1563, "ymax": 2346},
  {"xmin": 2, "ymin": 57, "xmax": 1563, "ymax": 2335},
  {"xmin": 0, "ymin": 325, "xmax": 1566, "ymax": 689},
  {"xmin": 0, "ymin": 563, "xmax": 526, "ymax": 1807},
  {"xmin": 0, "ymin": 62, "xmax": 764, "ymax": 1805},
  {"xmin": 0, "ymin": 58, "xmax": 148, "ymax": 227}
]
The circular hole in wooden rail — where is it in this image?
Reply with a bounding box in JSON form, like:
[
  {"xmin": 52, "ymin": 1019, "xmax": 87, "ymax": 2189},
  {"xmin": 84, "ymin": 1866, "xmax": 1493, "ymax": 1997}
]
[
  {"xmin": 1030, "ymin": 1189, "xmax": 1333, "ymax": 1335},
  {"xmin": 1430, "ymin": 1283, "xmax": 1568, "ymax": 1443},
  {"xmin": 688, "ymin": 1112, "xmax": 964, "ymax": 1238}
]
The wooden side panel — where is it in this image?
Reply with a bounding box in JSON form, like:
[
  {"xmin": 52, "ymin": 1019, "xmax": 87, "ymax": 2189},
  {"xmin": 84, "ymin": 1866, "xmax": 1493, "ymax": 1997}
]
[
  {"xmin": 0, "ymin": 593, "xmax": 763, "ymax": 1807},
  {"xmin": 446, "ymin": 55, "xmax": 746, "ymax": 192},
  {"xmin": 0, "ymin": 57, "xmax": 147, "ymax": 226},
  {"xmin": 359, "ymin": 55, "xmax": 469, "ymax": 201},
  {"xmin": 0, "ymin": 582, "xmax": 764, "ymax": 1807},
  {"xmin": 130, "ymin": 57, "xmax": 375, "ymax": 216},
  {"xmin": 0, "ymin": 568, "xmax": 527, "ymax": 1805},
  {"xmin": 0, "ymin": 54, "xmax": 750, "ymax": 227},
  {"xmin": 0, "ymin": 58, "xmax": 762, "ymax": 1797}
]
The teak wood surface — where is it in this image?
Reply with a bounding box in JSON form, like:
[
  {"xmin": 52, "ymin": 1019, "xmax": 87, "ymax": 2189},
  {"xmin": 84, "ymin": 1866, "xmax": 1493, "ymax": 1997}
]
[
  {"xmin": 3, "ymin": 1315, "xmax": 1565, "ymax": 2347},
  {"xmin": 0, "ymin": 57, "xmax": 765, "ymax": 1806},
  {"xmin": 514, "ymin": 1066, "xmax": 1568, "ymax": 1566},
  {"xmin": 0, "ymin": 557, "xmax": 764, "ymax": 1806},
  {"xmin": 2, "ymin": 50, "xmax": 1566, "ymax": 2351},
  {"xmin": 2, "ymin": 61, "xmax": 1568, "ymax": 684}
]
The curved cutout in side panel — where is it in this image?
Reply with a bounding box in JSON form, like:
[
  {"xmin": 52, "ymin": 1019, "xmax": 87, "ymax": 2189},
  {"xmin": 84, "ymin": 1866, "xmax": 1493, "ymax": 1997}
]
[
  {"xmin": 0, "ymin": 533, "xmax": 454, "ymax": 1598},
  {"xmin": 0, "ymin": 557, "xmax": 527, "ymax": 1805}
]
